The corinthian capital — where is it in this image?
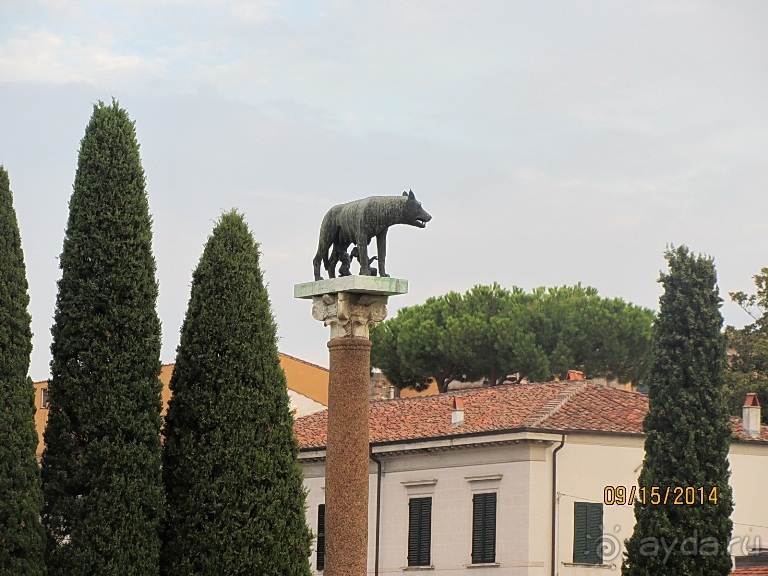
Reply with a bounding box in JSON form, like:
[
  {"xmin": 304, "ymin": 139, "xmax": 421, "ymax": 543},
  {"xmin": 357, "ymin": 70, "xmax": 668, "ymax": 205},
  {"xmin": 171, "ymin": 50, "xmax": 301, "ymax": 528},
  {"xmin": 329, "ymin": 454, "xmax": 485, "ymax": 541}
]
[{"xmin": 311, "ymin": 292, "xmax": 389, "ymax": 339}]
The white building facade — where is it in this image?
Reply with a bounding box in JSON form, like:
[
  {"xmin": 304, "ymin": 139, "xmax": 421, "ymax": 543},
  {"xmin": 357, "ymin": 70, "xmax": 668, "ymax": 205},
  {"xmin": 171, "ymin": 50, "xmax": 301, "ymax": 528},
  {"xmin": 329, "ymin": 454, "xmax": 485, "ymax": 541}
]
[{"xmin": 295, "ymin": 382, "xmax": 768, "ymax": 575}]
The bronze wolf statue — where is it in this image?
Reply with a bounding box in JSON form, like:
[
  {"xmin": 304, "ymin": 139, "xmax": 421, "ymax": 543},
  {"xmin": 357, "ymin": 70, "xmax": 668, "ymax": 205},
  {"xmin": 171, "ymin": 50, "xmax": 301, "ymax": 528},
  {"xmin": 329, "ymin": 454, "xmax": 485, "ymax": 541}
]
[{"xmin": 313, "ymin": 190, "xmax": 432, "ymax": 280}]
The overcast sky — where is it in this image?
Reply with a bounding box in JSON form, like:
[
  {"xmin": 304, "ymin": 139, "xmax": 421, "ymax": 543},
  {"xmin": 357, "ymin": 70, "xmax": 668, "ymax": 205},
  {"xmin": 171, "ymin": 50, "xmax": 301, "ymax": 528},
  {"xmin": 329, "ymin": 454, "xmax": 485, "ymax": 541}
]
[{"xmin": 2, "ymin": 1, "xmax": 768, "ymax": 379}]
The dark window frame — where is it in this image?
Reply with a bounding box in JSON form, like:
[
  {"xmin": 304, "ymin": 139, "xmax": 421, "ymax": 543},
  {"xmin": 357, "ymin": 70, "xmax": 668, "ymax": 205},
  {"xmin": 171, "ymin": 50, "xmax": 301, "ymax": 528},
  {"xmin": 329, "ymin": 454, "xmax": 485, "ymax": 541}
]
[
  {"xmin": 471, "ymin": 492, "xmax": 497, "ymax": 564},
  {"xmin": 407, "ymin": 496, "xmax": 432, "ymax": 566},
  {"xmin": 572, "ymin": 501, "xmax": 603, "ymax": 565},
  {"xmin": 316, "ymin": 503, "xmax": 325, "ymax": 571}
]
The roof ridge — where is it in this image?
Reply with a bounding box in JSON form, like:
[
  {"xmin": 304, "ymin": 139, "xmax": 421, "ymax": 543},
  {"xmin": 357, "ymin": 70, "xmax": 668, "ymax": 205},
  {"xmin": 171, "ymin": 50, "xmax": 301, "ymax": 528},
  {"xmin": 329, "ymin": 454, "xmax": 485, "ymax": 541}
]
[
  {"xmin": 386, "ymin": 382, "xmax": 557, "ymax": 404},
  {"xmin": 278, "ymin": 352, "xmax": 330, "ymax": 373},
  {"xmin": 524, "ymin": 381, "xmax": 591, "ymax": 428}
]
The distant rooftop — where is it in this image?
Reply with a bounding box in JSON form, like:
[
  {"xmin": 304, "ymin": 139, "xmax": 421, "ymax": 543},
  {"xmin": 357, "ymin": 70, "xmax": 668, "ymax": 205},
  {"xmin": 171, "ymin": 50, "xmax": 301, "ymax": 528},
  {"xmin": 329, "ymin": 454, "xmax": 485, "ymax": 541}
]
[{"xmin": 294, "ymin": 380, "xmax": 768, "ymax": 450}]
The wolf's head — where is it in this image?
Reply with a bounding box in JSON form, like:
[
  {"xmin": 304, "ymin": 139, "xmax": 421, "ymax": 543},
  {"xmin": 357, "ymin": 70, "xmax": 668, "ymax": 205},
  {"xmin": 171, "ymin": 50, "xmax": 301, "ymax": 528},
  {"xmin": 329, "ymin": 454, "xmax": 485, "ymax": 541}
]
[{"xmin": 401, "ymin": 190, "xmax": 432, "ymax": 229}]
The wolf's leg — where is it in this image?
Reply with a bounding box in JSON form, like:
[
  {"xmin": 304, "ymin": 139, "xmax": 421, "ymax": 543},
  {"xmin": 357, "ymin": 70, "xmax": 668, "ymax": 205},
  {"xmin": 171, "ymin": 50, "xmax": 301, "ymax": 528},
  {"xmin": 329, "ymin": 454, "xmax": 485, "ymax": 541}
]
[
  {"xmin": 313, "ymin": 250, "xmax": 324, "ymax": 281},
  {"xmin": 357, "ymin": 237, "xmax": 372, "ymax": 276},
  {"xmin": 327, "ymin": 249, "xmax": 339, "ymax": 278},
  {"xmin": 314, "ymin": 215, "xmax": 336, "ymax": 280},
  {"xmin": 376, "ymin": 231, "xmax": 389, "ymax": 277}
]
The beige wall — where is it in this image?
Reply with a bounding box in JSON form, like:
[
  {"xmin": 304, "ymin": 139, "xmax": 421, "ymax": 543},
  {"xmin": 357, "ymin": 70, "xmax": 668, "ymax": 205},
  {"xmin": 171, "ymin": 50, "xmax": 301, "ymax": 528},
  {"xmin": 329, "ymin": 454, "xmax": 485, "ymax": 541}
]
[
  {"xmin": 300, "ymin": 432, "xmax": 768, "ymax": 575},
  {"xmin": 556, "ymin": 434, "xmax": 644, "ymax": 574},
  {"xmin": 288, "ymin": 389, "xmax": 326, "ymax": 417},
  {"xmin": 556, "ymin": 434, "xmax": 768, "ymax": 574},
  {"xmin": 302, "ymin": 432, "xmax": 562, "ymax": 575},
  {"xmin": 729, "ymin": 442, "xmax": 768, "ymax": 554}
]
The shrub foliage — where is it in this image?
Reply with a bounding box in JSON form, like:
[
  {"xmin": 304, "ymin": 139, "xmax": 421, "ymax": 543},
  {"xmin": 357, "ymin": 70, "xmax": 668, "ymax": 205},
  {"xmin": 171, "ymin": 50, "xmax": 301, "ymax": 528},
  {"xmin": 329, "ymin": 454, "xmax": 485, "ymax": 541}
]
[
  {"xmin": 0, "ymin": 166, "xmax": 45, "ymax": 575},
  {"xmin": 161, "ymin": 211, "xmax": 312, "ymax": 576},
  {"xmin": 41, "ymin": 101, "xmax": 164, "ymax": 576}
]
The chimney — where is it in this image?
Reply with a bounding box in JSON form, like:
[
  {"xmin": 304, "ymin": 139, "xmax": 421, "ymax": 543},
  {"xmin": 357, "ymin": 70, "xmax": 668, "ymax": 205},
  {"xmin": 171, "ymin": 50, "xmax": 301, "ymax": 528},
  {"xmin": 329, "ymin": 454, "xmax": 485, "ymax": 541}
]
[
  {"xmin": 743, "ymin": 393, "xmax": 762, "ymax": 439},
  {"xmin": 451, "ymin": 397, "xmax": 465, "ymax": 427},
  {"xmin": 566, "ymin": 370, "xmax": 584, "ymax": 381}
]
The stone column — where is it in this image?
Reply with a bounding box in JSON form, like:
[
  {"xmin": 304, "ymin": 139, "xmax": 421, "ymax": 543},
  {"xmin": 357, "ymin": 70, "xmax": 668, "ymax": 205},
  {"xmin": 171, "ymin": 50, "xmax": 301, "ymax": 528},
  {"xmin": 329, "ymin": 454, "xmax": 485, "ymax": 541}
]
[
  {"xmin": 325, "ymin": 337, "xmax": 371, "ymax": 576},
  {"xmin": 295, "ymin": 276, "xmax": 408, "ymax": 576}
]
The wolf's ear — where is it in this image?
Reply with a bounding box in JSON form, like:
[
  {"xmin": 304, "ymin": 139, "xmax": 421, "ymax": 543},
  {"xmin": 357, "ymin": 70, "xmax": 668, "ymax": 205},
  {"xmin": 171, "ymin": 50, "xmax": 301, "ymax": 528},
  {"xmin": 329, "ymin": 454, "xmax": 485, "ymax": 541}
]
[
  {"xmin": 402, "ymin": 191, "xmax": 408, "ymax": 196},
  {"xmin": 408, "ymin": 189, "xmax": 415, "ymax": 200}
]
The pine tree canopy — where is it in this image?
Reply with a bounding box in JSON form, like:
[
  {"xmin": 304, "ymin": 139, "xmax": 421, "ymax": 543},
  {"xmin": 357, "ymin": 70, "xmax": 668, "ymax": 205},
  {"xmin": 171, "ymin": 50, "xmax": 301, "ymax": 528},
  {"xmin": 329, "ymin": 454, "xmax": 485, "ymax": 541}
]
[
  {"xmin": 41, "ymin": 101, "xmax": 164, "ymax": 576},
  {"xmin": 371, "ymin": 283, "xmax": 654, "ymax": 392},
  {"xmin": 724, "ymin": 268, "xmax": 768, "ymax": 423},
  {"xmin": 0, "ymin": 166, "xmax": 45, "ymax": 575},
  {"xmin": 161, "ymin": 210, "xmax": 312, "ymax": 576},
  {"xmin": 622, "ymin": 246, "xmax": 733, "ymax": 576}
]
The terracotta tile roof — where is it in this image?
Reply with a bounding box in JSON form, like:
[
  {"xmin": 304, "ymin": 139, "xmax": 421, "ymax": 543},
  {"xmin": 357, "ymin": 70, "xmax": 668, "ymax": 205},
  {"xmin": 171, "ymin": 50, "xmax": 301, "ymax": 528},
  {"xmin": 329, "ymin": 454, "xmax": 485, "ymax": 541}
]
[
  {"xmin": 295, "ymin": 381, "xmax": 567, "ymax": 449},
  {"xmin": 542, "ymin": 384, "xmax": 647, "ymax": 434},
  {"xmin": 731, "ymin": 416, "xmax": 768, "ymax": 443},
  {"xmin": 733, "ymin": 568, "xmax": 768, "ymax": 575},
  {"xmin": 294, "ymin": 381, "xmax": 768, "ymax": 450}
]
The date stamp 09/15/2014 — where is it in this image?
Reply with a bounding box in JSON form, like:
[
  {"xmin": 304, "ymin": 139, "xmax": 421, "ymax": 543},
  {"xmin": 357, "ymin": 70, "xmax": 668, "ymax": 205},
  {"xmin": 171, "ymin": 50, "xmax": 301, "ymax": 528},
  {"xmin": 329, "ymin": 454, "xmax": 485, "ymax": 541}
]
[{"xmin": 604, "ymin": 485, "xmax": 720, "ymax": 506}]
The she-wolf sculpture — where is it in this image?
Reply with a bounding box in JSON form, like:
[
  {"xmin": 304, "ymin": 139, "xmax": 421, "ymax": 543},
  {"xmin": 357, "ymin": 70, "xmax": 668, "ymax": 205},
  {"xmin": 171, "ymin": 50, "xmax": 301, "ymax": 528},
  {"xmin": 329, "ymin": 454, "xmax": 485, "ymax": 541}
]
[{"xmin": 313, "ymin": 190, "xmax": 432, "ymax": 280}]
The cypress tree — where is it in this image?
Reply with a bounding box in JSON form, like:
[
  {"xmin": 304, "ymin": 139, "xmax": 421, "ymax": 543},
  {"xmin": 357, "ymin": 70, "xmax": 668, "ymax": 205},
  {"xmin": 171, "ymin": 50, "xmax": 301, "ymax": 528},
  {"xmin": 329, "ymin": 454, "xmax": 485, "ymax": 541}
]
[
  {"xmin": 622, "ymin": 246, "xmax": 733, "ymax": 576},
  {"xmin": 161, "ymin": 211, "xmax": 312, "ymax": 576},
  {"xmin": 41, "ymin": 101, "xmax": 164, "ymax": 576},
  {"xmin": 0, "ymin": 166, "xmax": 45, "ymax": 575}
]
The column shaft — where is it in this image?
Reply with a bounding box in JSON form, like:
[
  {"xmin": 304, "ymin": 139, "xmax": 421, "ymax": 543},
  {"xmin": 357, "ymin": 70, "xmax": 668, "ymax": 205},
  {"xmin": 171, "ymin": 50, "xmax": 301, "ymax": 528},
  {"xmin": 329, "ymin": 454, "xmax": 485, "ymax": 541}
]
[{"xmin": 324, "ymin": 337, "xmax": 371, "ymax": 576}]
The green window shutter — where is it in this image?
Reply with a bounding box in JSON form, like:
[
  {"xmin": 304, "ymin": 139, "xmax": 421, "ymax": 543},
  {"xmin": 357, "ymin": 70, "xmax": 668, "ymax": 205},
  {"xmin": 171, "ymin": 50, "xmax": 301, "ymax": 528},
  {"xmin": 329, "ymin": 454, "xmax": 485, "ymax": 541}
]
[
  {"xmin": 589, "ymin": 503, "xmax": 604, "ymax": 564},
  {"xmin": 408, "ymin": 497, "xmax": 432, "ymax": 566},
  {"xmin": 471, "ymin": 492, "xmax": 497, "ymax": 564},
  {"xmin": 573, "ymin": 502, "xmax": 603, "ymax": 565},
  {"xmin": 317, "ymin": 504, "xmax": 326, "ymax": 570}
]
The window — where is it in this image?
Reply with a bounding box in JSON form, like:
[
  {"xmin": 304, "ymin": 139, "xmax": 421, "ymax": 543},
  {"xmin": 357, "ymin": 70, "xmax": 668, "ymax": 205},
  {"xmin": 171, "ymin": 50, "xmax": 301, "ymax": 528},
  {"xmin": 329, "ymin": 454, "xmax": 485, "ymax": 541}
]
[
  {"xmin": 573, "ymin": 502, "xmax": 603, "ymax": 565},
  {"xmin": 408, "ymin": 497, "xmax": 432, "ymax": 566},
  {"xmin": 471, "ymin": 492, "xmax": 496, "ymax": 564},
  {"xmin": 316, "ymin": 504, "xmax": 325, "ymax": 571},
  {"xmin": 41, "ymin": 387, "xmax": 49, "ymax": 409}
]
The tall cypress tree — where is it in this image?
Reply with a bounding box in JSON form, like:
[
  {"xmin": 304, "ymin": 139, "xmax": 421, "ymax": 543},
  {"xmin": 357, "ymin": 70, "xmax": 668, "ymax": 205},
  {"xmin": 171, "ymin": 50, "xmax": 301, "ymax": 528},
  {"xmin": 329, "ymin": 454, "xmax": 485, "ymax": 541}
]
[
  {"xmin": 0, "ymin": 166, "xmax": 45, "ymax": 575},
  {"xmin": 161, "ymin": 211, "xmax": 312, "ymax": 576},
  {"xmin": 622, "ymin": 246, "xmax": 733, "ymax": 576},
  {"xmin": 41, "ymin": 101, "xmax": 164, "ymax": 576}
]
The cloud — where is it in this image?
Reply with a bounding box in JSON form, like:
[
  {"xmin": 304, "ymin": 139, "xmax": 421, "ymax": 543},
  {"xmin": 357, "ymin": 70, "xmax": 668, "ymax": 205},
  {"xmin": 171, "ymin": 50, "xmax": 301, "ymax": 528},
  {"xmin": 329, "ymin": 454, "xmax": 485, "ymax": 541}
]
[
  {"xmin": 0, "ymin": 28, "xmax": 166, "ymax": 84},
  {"xmin": 3, "ymin": 0, "xmax": 768, "ymax": 376}
]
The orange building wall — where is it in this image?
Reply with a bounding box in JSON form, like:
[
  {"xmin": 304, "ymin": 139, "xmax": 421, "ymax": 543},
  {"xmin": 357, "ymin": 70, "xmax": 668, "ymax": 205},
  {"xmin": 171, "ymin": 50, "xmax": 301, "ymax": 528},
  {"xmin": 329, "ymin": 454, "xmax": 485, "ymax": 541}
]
[
  {"xmin": 398, "ymin": 380, "xmax": 439, "ymax": 398},
  {"xmin": 159, "ymin": 363, "xmax": 174, "ymax": 416},
  {"xmin": 32, "ymin": 380, "xmax": 48, "ymax": 459},
  {"xmin": 33, "ymin": 353, "xmax": 329, "ymax": 457},
  {"xmin": 278, "ymin": 353, "xmax": 329, "ymax": 406}
]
